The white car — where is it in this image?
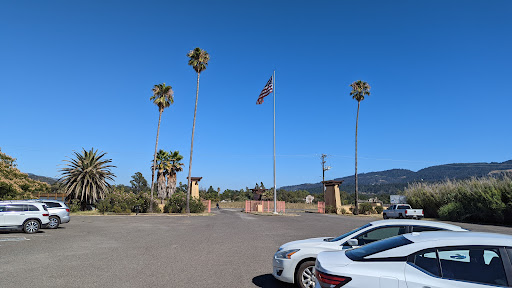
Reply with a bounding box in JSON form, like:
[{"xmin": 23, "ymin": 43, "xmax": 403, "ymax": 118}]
[
  {"xmin": 273, "ymin": 220, "xmax": 467, "ymax": 288},
  {"xmin": 315, "ymin": 231, "xmax": 512, "ymax": 288},
  {"xmin": 35, "ymin": 199, "xmax": 71, "ymax": 229},
  {"xmin": 0, "ymin": 201, "xmax": 50, "ymax": 233}
]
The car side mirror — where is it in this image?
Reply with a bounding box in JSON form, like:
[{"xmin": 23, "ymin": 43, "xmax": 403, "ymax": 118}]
[{"xmin": 347, "ymin": 239, "xmax": 358, "ymax": 247}]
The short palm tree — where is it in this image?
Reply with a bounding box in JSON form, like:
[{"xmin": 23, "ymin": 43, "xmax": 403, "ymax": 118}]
[
  {"xmin": 154, "ymin": 150, "xmax": 171, "ymax": 203},
  {"xmin": 350, "ymin": 80, "xmax": 371, "ymax": 215},
  {"xmin": 186, "ymin": 47, "xmax": 210, "ymax": 213},
  {"xmin": 166, "ymin": 150, "xmax": 184, "ymax": 198},
  {"xmin": 59, "ymin": 148, "xmax": 115, "ymax": 210},
  {"xmin": 150, "ymin": 83, "xmax": 174, "ymax": 211}
]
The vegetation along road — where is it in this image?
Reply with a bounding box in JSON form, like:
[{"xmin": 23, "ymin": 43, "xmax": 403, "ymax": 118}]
[{"xmin": 1, "ymin": 210, "xmax": 511, "ymax": 288}]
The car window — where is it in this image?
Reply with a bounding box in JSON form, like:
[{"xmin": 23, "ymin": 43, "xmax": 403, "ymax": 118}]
[
  {"xmin": 412, "ymin": 226, "xmax": 444, "ymax": 232},
  {"xmin": 346, "ymin": 235, "xmax": 413, "ymax": 261},
  {"xmin": 409, "ymin": 249, "xmax": 440, "ymax": 277},
  {"xmin": 6, "ymin": 204, "xmax": 24, "ymax": 212},
  {"xmin": 26, "ymin": 205, "xmax": 40, "ymax": 211},
  {"xmin": 397, "ymin": 205, "xmax": 410, "ymax": 209},
  {"xmin": 44, "ymin": 202, "xmax": 62, "ymax": 208},
  {"xmin": 0, "ymin": 205, "xmax": 6, "ymax": 212},
  {"xmin": 438, "ymin": 247, "xmax": 508, "ymax": 286},
  {"xmin": 351, "ymin": 226, "xmax": 407, "ymax": 246},
  {"xmin": 329, "ymin": 223, "xmax": 372, "ymax": 242}
]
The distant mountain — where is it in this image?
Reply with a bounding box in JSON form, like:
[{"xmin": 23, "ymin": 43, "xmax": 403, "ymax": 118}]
[
  {"xmin": 27, "ymin": 173, "xmax": 58, "ymax": 185},
  {"xmin": 280, "ymin": 160, "xmax": 512, "ymax": 194}
]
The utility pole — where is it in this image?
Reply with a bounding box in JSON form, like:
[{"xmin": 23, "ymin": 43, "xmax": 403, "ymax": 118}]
[{"xmin": 321, "ymin": 154, "xmax": 331, "ymax": 202}]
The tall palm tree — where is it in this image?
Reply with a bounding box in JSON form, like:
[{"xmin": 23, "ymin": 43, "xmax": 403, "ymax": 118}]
[
  {"xmin": 154, "ymin": 150, "xmax": 171, "ymax": 203},
  {"xmin": 59, "ymin": 148, "xmax": 116, "ymax": 210},
  {"xmin": 350, "ymin": 80, "xmax": 371, "ymax": 215},
  {"xmin": 186, "ymin": 47, "xmax": 210, "ymax": 213},
  {"xmin": 166, "ymin": 150, "xmax": 184, "ymax": 198},
  {"xmin": 149, "ymin": 83, "xmax": 174, "ymax": 212}
]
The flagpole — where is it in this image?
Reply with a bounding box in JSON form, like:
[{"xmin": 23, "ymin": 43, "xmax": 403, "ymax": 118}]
[{"xmin": 273, "ymin": 70, "xmax": 277, "ymax": 214}]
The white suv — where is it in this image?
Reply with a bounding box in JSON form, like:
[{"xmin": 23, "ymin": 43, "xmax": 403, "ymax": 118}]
[
  {"xmin": 0, "ymin": 201, "xmax": 50, "ymax": 233},
  {"xmin": 35, "ymin": 199, "xmax": 70, "ymax": 229}
]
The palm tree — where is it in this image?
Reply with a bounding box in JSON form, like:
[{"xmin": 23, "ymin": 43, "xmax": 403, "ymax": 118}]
[
  {"xmin": 154, "ymin": 150, "xmax": 171, "ymax": 203},
  {"xmin": 186, "ymin": 47, "xmax": 210, "ymax": 213},
  {"xmin": 350, "ymin": 80, "xmax": 371, "ymax": 215},
  {"xmin": 149, "ymin": 83, "xmax": 174, "ymax": 212},
  {"xmin": 166, "ymin": 150, "xmax": 184, "ymax": 198},
  {"xmin": 59, "ymin": 148, "xmax": 116, "ymax": 210}
]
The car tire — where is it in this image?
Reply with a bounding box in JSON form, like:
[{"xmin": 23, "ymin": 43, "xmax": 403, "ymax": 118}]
[
  {"xmin": 383, "ymin": 213, "xmax": 388, "ymax": 219},
  {"xmin": 296, "ymin": 260, "xmax": 316, "ymax": 288},
  {"xmin": 48, "ymin": 216, "xmax": 60, "ymax": 229},
  {"xmin": 23, "ymin": 219, "xmax": 40, "ymax": 234}
]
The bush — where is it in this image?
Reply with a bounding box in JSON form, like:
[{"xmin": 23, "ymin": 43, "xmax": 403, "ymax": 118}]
[
  {"xmin": 339, "ymin": 207, "xmax": 347, "ymax": 214},
  {"xmin": 374, "ymin": 205, "xmax": 383, "ymax": 214},
  {"xmin": 164, "ymin": 192, "xmax": 205, "ymax": 213},
  {"xmin": 325, "ymin": 205, "xmax": 337, "ymax": 214},
  {"xmin": 359, "ymin": 203, "xmax": 374, "ymax": 214},
  {"xmin": 96, "ymin": 190, "xmax": 160, "ymax": 214},
  {"xmin": 438, "ymin": 202, "xmax": 465, "ymax": 221},
  {"xmin": 68, "ymin": 199, "xmax": 81, "ymax": 212}
]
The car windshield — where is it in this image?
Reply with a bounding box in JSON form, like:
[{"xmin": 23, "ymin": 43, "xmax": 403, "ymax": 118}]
[
  {"xmin": 345, "ymin": 235, "xmax": 412, "ymax": 261},
  {"xmin": 328, "ymin": 223, "xmax": 372, "ymax": 242}
]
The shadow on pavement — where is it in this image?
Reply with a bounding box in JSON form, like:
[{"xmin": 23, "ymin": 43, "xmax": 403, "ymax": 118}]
[{"xmin": 252, "ymin": 274, "xmax": 294, "ymax": 288}]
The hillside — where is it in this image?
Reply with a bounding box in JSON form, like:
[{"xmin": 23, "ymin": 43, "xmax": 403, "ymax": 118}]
[
  {"xmin": 281, "ymin": 160, "xmax": 512, "ymax": 194},
  {"xmin": 27, "ymin": 173, "xmax": 58, "ymax": 185}
]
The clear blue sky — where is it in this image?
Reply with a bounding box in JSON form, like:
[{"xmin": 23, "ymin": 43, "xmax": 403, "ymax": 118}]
[{"xmin": 1, "ymin": 0, "xmax": 511, "ymax": 191}]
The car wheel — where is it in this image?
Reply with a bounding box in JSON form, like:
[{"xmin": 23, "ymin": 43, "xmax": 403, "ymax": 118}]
[
  {"xmin": 23, "ymin": 219, "xmax": 40, "ymax": 234},
  {"xmin": 48, "ymin": 216, "xmax": 60, "ymax": 229},
  {"xmin": 296, "ymin": 260, "xmax": 316, "ymax": 288},
  {"xmin": 383, "ymin": 213, "xmax": 388, "ymax": 219}
]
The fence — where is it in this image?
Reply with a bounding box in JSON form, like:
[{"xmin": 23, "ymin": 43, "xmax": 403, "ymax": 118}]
[
  {"xmin": 35, "ymin": 192, "xmax": 67, "ymax": 202},
  {"xmin": 245, "ymin": 200, "xmax": 285, "ymax": 213},
  {"xmin": 318, "ymin": 201, "xmax": 325, "ymax": 214},
  {"xmin": 202, "ymin": 200, "xmax": 211, "ymax": 213}
]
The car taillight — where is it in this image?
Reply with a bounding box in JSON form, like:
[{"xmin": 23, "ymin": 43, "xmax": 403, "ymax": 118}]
[
  {"xmin": 43, "ymin": 214, "xmax": 49, "ymax": 216},
  {"xmin": 66, "ymin": 209, "xmax": 70, "ymax": 212},
  {"xmin": 315, "ymin": 270, "xmax": 351, "ymax": 288}
]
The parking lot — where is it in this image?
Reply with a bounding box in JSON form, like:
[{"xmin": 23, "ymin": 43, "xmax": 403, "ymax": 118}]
[{"xmin": 1, "ymin": 209, "xmax": 512, "ymax": 288}]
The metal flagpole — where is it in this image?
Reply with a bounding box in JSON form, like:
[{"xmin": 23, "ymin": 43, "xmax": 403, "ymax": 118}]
[{"xmin": 273, "ymin": 70, "xmax": 277, "ymax": 214}]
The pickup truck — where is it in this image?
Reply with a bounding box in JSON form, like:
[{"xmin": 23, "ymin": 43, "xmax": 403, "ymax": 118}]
[{"xmin": 383, "ymin": 204, "xmax": 423, "ymax": 219}]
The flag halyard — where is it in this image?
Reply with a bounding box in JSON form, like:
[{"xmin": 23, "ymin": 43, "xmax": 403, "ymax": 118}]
[{"xmin": 256, "ymin": 76, "xmax": 273, "ymax": 104}]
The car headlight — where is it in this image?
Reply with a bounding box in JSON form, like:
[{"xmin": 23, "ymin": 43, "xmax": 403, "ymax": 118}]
[{"xmin": 275, "ymin": 249, "xmax": 300, "ymax": 259}]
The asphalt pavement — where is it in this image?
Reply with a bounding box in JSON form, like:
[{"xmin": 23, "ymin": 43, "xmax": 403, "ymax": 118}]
[{"xmin": 1, "ymin": 209, "xmax": 511, "ymax": 288}]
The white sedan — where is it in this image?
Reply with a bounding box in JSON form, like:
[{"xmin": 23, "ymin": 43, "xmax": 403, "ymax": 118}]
[
  {"xmin": 315, "ymin": 231, "xmax": 512, "ymax": 288},
  {"xmin": 273, "ymin": 220, "xmax": 467, "ymax": 288}
]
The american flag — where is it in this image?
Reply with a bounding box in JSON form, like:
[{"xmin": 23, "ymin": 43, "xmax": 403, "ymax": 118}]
[{"xmin": 256, "ymin": 76, "xmax": 273, "ymax": 105}]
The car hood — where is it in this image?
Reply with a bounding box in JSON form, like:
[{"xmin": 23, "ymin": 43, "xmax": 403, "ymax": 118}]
[
  {"xmin": 280, "ymin": 237, "xmax": 333, "ymax": 250},
  {"xmin": 316, "ymin": 250, "xmax": 351, "ymax": 271}
]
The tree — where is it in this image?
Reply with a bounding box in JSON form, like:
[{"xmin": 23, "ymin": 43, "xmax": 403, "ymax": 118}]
[
  {"xmin": 350, "ymin": 80, "xmax": 371, "ymax": 215},
  {"xmin": 149, "ymin": 83, "xmax": 174, "ymax": 212},
  {"xmin": 186, "ymin": 47, "xmax": 210, "ymax": 213},
  {"xmin": 59, "ymin": 148, "xmax": 116, "ymax": 210},
  {"xmin": 130, "ymin": 172, "xmax": 149, "ymax": 194},
  {"xmin": 166, "ymin": 150, "xmax": 184, "ymax": 198},
  {"xmin": 154, "ymin": 150, "xmax": 171, "ymax": 203}
]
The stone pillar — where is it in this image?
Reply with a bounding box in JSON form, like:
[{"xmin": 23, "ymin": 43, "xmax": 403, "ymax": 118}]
[
  {"xmin": 322, "ymin": 180, "xmax": 344, "ymax": 214},
  {"xmin": 188, "ymin": 177, "xmax": 203, "ymax": 199}
]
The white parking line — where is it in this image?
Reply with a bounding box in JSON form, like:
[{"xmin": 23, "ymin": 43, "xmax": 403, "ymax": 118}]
[{"xmin": 0, "ymin": 237, "xmax": 28, "ymax": 242}]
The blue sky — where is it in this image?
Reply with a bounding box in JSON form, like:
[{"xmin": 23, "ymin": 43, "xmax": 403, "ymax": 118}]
[{"xmin": 1, "ymin": 0, "xmax": 511, "ymax": 191}]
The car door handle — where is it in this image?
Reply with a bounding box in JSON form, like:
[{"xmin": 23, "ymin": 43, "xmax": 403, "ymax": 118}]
[{"xmin": 19, "ymin": 214, "xmax": 25, "ymax": 215}]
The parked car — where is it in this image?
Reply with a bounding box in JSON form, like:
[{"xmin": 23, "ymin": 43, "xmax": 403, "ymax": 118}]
[
  {"xmin": 0, "ymin": 201, "xmax": 50, "ymax": 233},
  {"xmin": 34, "ymin": 199, "xmax": 70, "ymax": 229},
  {"xmin": 383, "ymin": 204, "xmax": 423, "ymax": 219},
  {"xmin": 315, "ymin": 231, "xmax": 512, "ymax": 288},
  {"xmin": 273, "ymin": 220, "xmax": 467, "ymax": 288}
]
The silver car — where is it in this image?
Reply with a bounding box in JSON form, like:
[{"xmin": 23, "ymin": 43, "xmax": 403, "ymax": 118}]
[{"xmin": 35, "ymin": 199, "xmax": 70, "ymax": 229}]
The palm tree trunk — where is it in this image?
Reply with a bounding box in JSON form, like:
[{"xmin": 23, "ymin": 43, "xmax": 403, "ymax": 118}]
[
  {"xmin": 157, "ymin": 170, "xmax": 166, "ymax": 203},
  {"xmin": 150, "ymin": 109, "xmax": 163, "ymax": 212},
  {"xmin": 187, "ymin": 72, "xmax": 200, "ymax": 213},
  {"xmin": 354, "ymin": 101, "xmax": 360, "ymax": 215}
]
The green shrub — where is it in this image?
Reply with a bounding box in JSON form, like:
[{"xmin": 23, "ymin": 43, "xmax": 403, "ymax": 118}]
[
  {"xmin": 325, "ymin": 205, "xmax": 337, "ymax": 214},
  {"xmin": 339, "ymin": 207, "xmax": 347, "ymax": 214},
  {"xmin": 96, "ymin": 190, "xmax": 160, "ymax": 214},
  {"xmin": 68, "ymin": 199, "xmax": 81, "ymax": 212},
  {"xmin": 438, "ymin": 202, "xmax": 465, "ymax": 221},
  {"xmin": 359, "ymin": 203, "xmax": 374, "ymax": 214},
  {"xmin": 164, "ymin": 192, "xmax": 205, "ymax": 213},
  {"xmin": 374, "ymin": 205, "xmax": 383, "ymax": 214}
]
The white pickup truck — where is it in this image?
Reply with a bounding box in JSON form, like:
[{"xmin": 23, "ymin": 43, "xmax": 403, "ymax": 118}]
[{"xmin": 383, "ymin": 204, "xmax": 424, "ymax": 219}]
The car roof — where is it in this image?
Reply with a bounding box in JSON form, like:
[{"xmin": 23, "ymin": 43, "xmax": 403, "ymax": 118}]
[
  {"xmin": 0, "ymin": 201, "xmax": 45, "ymax": 206},
  {"xmin": 367, "ymin": 231, "xmax": 512, "ymax": 259},
  {"xmin": 369, "ymin": 219, "xmax": 466, "ymax": 231}
]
